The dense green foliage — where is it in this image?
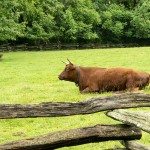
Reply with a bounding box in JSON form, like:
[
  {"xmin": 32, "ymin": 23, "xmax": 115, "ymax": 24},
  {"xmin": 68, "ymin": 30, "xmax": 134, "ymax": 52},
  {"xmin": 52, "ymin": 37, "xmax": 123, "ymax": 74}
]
[{"xmin": 0, "ymin": 0, "xmax": 150, "ymax": 44}]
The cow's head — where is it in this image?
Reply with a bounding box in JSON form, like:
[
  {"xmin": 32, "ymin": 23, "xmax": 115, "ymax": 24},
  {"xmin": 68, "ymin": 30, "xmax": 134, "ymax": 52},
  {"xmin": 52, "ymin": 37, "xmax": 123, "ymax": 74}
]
[{"xmin": 58, "ymin": 59, "xmax": 77, "ymax": 82}]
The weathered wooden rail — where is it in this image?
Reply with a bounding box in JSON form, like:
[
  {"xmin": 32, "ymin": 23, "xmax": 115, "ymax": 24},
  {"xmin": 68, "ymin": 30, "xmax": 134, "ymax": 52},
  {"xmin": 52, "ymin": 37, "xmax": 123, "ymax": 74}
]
[
  {"xmin": 0, "ymin": 124, "xmax": 142, "ymax": 150},
  {"xmin": 106, "ymin": 109, "xmax": 150, "ymax": 133},
  {"xmin": 0, "ymin": 93, "xmax": 150, "ymax": 150},
  {"xmin": 0, "ymin": 93, "xmax": 150, "ymax": 119}
]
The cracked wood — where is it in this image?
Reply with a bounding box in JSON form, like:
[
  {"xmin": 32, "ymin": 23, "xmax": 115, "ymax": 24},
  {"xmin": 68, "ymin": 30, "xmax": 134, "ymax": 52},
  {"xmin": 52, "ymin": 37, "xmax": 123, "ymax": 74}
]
[
  {"xmin": 0, "ymin": 124, "xmax": 141, "ymax": 150},
  {"xmin": 0, "ymin": 93, "xmax": 150, "ymax": 119}
]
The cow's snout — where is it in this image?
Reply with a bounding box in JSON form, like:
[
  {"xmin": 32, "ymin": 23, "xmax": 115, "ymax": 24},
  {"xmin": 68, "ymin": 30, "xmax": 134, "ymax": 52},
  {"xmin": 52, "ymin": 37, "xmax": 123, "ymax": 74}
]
[{"xmin": 58, "ymin": 74, "xmax": 64, "ymax": 80}]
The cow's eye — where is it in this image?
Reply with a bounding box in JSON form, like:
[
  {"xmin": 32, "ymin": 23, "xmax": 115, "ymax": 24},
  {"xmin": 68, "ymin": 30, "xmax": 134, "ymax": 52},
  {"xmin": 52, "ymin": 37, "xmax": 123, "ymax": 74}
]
[{"xmin": 66, "ymin": 68, "xmax": 70, "ymax": 72}]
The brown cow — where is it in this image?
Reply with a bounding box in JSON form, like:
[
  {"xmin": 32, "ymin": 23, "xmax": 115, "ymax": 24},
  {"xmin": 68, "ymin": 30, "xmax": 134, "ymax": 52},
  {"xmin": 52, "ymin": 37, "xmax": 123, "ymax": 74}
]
[{"xmin": 58, "ymin": 60, "xmax": 150, "ymax": 93}]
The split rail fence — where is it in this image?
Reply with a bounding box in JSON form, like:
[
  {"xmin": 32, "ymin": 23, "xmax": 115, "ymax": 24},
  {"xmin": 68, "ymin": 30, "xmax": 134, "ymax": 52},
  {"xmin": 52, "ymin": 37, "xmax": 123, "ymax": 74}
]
[
  {"xmin": 0, "ymin": 93, "xmax": 150, "ymax": 150},
  {"xmin": 0, "ymin": 43, "xmax": 142, "ymax": 52}
]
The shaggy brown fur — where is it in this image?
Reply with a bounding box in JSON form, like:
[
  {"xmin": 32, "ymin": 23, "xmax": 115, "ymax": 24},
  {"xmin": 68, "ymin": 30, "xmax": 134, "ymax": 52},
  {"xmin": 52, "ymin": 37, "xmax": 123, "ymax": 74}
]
[{"xmin": 58, "ymin": 61, "xmax": 150, "ymax": 93}]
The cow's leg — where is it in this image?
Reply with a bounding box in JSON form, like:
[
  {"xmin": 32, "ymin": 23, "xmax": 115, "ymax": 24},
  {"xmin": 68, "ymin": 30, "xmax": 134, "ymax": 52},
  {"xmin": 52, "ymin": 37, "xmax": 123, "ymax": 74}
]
[
  {"xmin": 126, "ymin": 79, "xmax": 133, "ymax": 92},
  {"xmin": 80, "ymin": 85, "xmax": 99, "ymax": 93},
  {"xmin": 114, "ymin": 90, "xmax": 126, "ymax": 94},
  {"xmin": 126, "ymin": 80, "xmax": 140, "ymax": 92},
  {"xmin": 126, "ymin": 75, "xmax": 135, "ymax": 92},
  {"xmin": 80, "ymin": 87, "xmax": 90, "ymax": 93}
]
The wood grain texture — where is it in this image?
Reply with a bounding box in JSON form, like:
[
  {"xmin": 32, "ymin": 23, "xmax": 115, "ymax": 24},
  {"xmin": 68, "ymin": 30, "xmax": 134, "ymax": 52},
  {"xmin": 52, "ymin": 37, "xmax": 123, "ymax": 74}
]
[
  {"xmin": 106, "ymin": 109, "xmax": 150, "ymax": 133},
  {"xmin": 0, "ymin": 93, "xmax": 150, "ymax": 119},
  {"xmin": 0, "ymin": 124, "xmax": 141, "ymax": 150},
  {"xmin": 121, "ymin": 141, "xmax": 150, "ymax": 150}
]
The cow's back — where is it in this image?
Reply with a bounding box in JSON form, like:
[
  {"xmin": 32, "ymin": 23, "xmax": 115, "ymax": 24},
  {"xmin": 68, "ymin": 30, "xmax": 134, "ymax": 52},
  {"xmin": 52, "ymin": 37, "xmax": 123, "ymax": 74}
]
[
  {"xmin": 96, "ymin": 68, "xmax": 130, "ymax": 91},
  {"xmin": 96, "ymin": 68, "xmax": 150, "ymax": 92},
  {"xmin": 80, "ymin": 67, "xmax": 128, "ymax": 91}
]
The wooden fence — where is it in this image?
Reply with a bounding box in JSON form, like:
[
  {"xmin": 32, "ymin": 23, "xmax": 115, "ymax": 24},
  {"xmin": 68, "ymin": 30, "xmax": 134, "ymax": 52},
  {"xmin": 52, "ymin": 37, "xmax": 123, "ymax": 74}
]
[
  {"xmin": 0, "ymin": 43, "xmax": 142, "ymax": 52},
  {"xmin": 0, "ymin": 93, "xmax": 150, "ymax": 150}
]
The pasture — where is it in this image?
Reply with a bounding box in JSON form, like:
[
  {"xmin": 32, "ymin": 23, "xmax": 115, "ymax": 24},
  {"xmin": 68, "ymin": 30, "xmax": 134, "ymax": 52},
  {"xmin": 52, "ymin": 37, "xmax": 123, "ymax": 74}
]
[{"xmin": 0, "ymin": 47, "xmax": 150, "ymax": 149}]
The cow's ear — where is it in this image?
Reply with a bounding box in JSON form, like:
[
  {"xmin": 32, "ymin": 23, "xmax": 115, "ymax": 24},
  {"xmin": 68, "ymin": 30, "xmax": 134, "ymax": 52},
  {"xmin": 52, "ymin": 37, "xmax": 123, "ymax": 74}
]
[{"xmin": 70, "ymin": 64, "xmax": 76, "ymax": 70}]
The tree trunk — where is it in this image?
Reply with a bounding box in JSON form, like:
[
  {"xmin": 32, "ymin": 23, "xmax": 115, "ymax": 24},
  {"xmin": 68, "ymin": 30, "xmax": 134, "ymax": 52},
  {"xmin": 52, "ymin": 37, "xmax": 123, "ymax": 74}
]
[
  {"xmin": 121, "ymin": 140, "xmax": 150, "ymax": 150},
  {"xmin": 0, "ymin": 93, "xmax": 150, "ymax": 119},
  {"xmin": 0, "ymin": 54, "xmax": 3, "ymax": 58},
  {"xmin": 0, "ymin": 124, "xmax": 141, "ymax": 150},
  {"xmin": 106, "ymin": 109, "xmax": 150, "ymax": 133}
]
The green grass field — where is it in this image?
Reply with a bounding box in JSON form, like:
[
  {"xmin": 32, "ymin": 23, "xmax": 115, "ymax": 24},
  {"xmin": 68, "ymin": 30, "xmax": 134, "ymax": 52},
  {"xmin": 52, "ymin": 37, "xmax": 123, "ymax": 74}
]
[{"xmin": 0, "ymin": 47, "xmax": 150, "ymax": 149}]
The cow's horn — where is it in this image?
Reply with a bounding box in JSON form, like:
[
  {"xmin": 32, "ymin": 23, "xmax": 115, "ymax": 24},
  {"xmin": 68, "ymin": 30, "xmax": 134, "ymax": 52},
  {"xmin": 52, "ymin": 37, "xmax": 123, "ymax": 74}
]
[
  {"xmin": 67, "ymin": 58, "xmax": 73, "ymax": 64},
  {"xmin": 62, "ymin": 60, "xmax": 68, "ymax": 65}
]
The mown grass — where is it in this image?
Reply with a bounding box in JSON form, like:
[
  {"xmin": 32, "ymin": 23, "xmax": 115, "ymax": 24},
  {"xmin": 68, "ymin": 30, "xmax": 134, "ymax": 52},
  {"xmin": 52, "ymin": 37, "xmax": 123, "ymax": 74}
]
[{"xmin": 0, "ymin": 47, "xmax": 150, "ymax": 149}]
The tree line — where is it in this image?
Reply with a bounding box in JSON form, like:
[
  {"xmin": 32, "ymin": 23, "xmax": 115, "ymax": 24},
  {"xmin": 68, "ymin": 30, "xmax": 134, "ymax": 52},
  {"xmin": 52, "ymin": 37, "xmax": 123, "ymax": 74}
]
[{"xmin": 0, "ymin": 0, "xmax": 150, "ymax": 45}]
